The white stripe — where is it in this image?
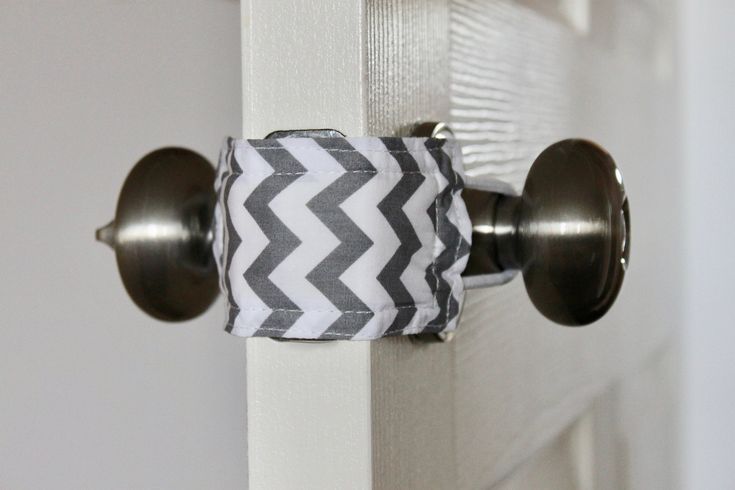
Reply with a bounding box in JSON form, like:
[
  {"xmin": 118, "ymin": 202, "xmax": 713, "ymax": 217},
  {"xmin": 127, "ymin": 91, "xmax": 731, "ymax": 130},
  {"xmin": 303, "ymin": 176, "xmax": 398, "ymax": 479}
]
[
  {"xmin": 226, "ymin": 142, "xmax": 272, "ymax": 334},
  {"xmin": 219, "ymin": 136, "xmax": 471, "ymax": 339},
  {"xmin": 268, "ymin": 138, "xmax": 343, "ymax": 335},
  {"xmin": 351, "ymin": 311, "xmax": 395, "ymax": 340},
  {"xmin": 443, "ymin": 143, "xmax": 473, "ymax": 245},
  {"xmin": 281, "ymin": 310, "xmax": 342, "ymax": 339},
  {"xmin": 403, "ymin": 138, "xmax": 444, "ymax": 310},
  {"xmin": 339, "ymin": 138, "xmax": 398, "ymax": 321}
]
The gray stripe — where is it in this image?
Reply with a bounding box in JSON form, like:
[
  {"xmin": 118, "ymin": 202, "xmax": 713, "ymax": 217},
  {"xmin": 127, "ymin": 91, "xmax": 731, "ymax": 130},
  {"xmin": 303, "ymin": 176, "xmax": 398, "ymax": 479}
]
[
  {"xmin": 217, "ymin": 137, "xmax": 234, "ymax": 191},
  {"xmin": 424, "ymin": 200, "xmax": 439, "ymax": 302},
  {"xmin": 243, "ymin": 140, "xmax": 306, "ymax": 334},
  {"xmin": 224, "ymin": 305, "xmax": 239, "ymax": 333},
  {"xmin": 307, "ymin": 139, "xmax": 376, "ymax": 339},
  {"xmin": 253, "ymin": 310, "xmax": 303, "ymax": 338},
  {"xmin": 218, "ymin": 136, "xmax": 470, "ymax": 339},
  {"xmin": 424, "ymin": 139, "xmax": 469, "ymax": 330},
  {"xmin": 317, "ymin": 312, "xmax": 375, "ymax": 341},
  {"xmin": 377, "ymin": 138, "xmax": 425, "ymax": 335},
  {"xmin": 222, "ymin": 140, "xmax": 242, "ymax": 331}
]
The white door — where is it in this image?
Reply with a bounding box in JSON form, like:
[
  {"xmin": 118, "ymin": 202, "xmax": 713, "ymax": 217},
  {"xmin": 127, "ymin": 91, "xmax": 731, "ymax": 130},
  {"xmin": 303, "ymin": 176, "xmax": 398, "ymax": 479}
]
[
  {"xmin": 0, "ymin": 2, "xmax": 248, "ymax": 489},
  {"xmin": 242, "ymin": 0, "xmax": 680, "ymax": 489}
]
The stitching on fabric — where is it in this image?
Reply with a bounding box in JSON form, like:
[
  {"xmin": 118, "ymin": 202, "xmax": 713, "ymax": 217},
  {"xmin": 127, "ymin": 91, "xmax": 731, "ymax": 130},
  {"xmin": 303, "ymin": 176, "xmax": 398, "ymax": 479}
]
[
  {"xmin": 220, "ymin": 142, "xmax": 236, "ymax": 294},
  {"xmin": 247, "ymin": 327, "xmax": 357, "ymax": 338},
  {"xmin": 448, "ymin": 188, "xmax": 464, "ymax": 324},
  {"xmin": 431, "ymin": 165, "xmax": 441, "ymax": 312},
  {"xmin": 228, "ymin": 170, "xmax": 439, "ymax": 176},
  {"xmin": 449, "ymin": 146, "xmax": 467, "ymax": 324},
  {"xmin": 229, "ymin": 304, "xmax": 436, "ymax": 314},
  {"xmin": 244, "ymin": 147, "xmax": 428, "ymax": 155}
]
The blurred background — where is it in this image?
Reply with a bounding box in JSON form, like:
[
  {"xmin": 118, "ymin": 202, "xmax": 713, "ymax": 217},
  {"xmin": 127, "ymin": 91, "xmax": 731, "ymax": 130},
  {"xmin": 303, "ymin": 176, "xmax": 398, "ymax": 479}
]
[{"xmin": 681, "ymin": 0, "xmax": 735, "ymax": 488}]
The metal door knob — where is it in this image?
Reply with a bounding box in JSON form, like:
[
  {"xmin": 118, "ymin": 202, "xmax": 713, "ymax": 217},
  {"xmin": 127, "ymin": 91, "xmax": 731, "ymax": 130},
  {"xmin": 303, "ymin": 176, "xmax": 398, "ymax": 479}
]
[
  {"xmin": 96, "ymin": 148, "xmax": 219, "ymax": 321},
  {"xmin": 463, "ymin": 139, "xmax": 630, "ymax": 326},
  {"xmin": 96, "ymin": 135, "xmax": 629, "ymax": 328}
]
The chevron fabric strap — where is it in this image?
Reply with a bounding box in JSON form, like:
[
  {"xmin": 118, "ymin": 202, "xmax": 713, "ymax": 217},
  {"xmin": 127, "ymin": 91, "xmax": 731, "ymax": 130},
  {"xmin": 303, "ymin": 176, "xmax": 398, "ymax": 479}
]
[{"xmin": 212, "ymin": 136, "xmax": 471, "ymax": 340}]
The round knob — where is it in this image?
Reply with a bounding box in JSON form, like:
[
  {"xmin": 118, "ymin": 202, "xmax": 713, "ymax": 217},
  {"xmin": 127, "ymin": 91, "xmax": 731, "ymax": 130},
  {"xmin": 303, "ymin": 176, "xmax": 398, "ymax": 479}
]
[
  {"xmin": 96, "ymin": 148, "xmax": 219, "ymax": 321},
  {"xmin": 465, "ymin": 139, "xmax": 630, "ymax": 326}
]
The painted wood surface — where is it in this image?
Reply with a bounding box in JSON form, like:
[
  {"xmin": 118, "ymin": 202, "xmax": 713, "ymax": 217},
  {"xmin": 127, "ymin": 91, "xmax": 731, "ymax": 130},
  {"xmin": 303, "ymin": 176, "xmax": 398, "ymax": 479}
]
[
  {"xmin": 241, "ymin": 1, "xmax": 373, "ymax": 489},
  {"xmin": 243, "ymin": 0, "xmax": 682, "ymax": 488},
  {"xmin": 368, "ymin": 0, "xmax": 681, "ymax": 488}
]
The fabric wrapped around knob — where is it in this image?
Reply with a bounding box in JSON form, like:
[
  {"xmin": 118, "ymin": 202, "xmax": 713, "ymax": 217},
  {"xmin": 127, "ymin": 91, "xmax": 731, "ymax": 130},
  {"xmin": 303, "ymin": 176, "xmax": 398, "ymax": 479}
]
[{"xmin": 212, "ymin": 136, "xmax": 471, "ymax": 340}]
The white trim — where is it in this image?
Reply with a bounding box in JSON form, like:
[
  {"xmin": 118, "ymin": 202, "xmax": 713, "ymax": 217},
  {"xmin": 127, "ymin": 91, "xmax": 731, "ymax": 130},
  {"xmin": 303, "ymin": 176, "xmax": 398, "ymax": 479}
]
[{"xmin": 241, "ymin": 1, "xmax": 372, "ymax": 488}]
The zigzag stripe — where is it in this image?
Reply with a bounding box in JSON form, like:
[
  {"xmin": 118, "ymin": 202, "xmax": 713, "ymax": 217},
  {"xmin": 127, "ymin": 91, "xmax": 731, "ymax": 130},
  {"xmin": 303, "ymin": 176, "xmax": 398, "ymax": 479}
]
[
  {"xmin": 377, "ymin": 138, "xmax": 426, "ymax": 335},
  {"xmin": 244, "ymin": 140, "xmax": 306, "ymax": 336},
  {"xmin": 424, "ymin": 139, "xmax": 470, "ymax": 331},
  {"xmin": 306, "ymin": 139, "xmax": 376, "ymax": 340},
  {"xmin": 216, "ymin": 136, "xmax": 471, "ymax": 340},
  {"xmin": 221, "ymin": 139, "xmax": 243, "ymax": 332}
]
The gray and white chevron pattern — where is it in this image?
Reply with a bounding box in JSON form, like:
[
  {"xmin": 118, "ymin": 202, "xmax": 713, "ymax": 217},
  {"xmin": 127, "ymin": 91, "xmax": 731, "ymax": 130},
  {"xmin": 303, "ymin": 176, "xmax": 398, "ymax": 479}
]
[{"xmin": 213, "ymin": 136, "xmax": 471, "ymax": 340}]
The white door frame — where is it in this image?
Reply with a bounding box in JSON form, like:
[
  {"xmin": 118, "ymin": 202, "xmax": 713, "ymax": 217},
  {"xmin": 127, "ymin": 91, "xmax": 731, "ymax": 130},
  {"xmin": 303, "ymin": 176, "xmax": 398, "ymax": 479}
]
[{"xmin": 241, "ymin": 1, "xmax": 373, "ymax": 489}]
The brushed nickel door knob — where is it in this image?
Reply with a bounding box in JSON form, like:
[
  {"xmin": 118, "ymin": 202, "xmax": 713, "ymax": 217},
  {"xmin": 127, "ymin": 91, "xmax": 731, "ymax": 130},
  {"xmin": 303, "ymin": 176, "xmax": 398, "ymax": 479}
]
[
  {"xmin": 96, "ymin": 134, "xmax": 628, "ymax": 329},
  {"xmin": 96, "ymin": 148, "xmax": 219, "ymax": 321},
  {"xmin": 463, "ymin": 139, "xmax": 630, "ymax": 326}
]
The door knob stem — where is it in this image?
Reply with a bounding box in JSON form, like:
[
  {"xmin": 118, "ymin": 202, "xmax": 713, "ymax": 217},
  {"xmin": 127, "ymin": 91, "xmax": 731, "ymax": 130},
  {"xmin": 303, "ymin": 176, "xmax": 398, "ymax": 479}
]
[{"xmin": 493, "ymin": 193, "xmax": 522, "ymax": 272}]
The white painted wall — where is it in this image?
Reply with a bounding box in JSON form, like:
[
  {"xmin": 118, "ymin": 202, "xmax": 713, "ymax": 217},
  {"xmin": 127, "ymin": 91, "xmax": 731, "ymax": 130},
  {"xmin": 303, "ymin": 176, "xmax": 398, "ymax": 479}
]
[
  {"xmin": 681, "ymin": 1, "xmax": 735, "ymax": 489},
  {"xmin": 0, "ymin": 2, "xmax": 246, "ymax": 489}
]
